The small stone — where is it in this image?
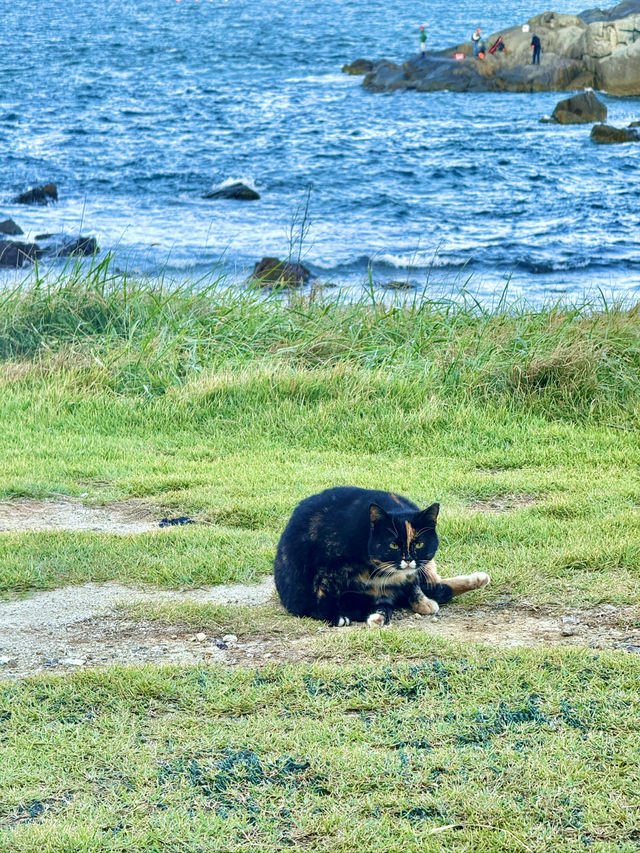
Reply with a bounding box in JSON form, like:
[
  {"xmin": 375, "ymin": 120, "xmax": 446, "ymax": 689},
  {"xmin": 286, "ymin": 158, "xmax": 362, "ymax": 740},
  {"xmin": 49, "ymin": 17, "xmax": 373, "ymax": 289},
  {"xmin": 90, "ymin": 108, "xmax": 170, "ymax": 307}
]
[
  {"xmin": 170, "ymin": 634, "xmax": 178, "ymax": 640},
  {"xmin": 212, "ymin": 638, "xmax": 228, "ymax": 649},
  {"xmin": 195, "ymin": 632, "xmax": 207, "ymax": 642},
  {"xmin": 0, "ymin": 656, "xmax": 16, "ymax": 667},
  {"xmin": 601, "ymin": 604, "xmax": 617, "ymax": 612},
  {"xmin": 222, "ymin": 634, "xmax": 238, "ymax": 645},
  {"xmin": 60, "ymin": 658, "xmax": 86, "ymax": 666},
  {"xmin": 414, "ymin": 614, "xmax": 423, "ymax": 620},
  {"xmin": 264, "ymin": 653, "xmax": 273, "ymax": 659}
]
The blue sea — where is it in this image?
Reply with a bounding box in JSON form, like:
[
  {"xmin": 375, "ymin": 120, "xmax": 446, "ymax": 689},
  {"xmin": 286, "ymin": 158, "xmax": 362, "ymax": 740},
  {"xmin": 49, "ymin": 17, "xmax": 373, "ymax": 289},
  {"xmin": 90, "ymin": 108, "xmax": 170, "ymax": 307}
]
[{"xmin": 2, "ymin": 0, "xmax": 639, "ymax": 301}]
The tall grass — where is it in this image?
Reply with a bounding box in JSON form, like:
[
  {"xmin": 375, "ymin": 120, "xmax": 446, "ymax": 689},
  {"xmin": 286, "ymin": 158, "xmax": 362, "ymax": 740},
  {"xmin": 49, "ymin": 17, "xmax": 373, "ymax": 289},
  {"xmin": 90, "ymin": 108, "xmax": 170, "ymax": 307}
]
[{"xmin": 1, "ymin": 259, "xmax": 639, "ymax": 420}]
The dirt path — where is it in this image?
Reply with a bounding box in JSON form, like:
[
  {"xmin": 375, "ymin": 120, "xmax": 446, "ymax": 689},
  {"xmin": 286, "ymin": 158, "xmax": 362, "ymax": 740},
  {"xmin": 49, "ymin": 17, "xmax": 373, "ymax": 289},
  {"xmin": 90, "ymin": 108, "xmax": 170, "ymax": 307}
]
[{"xmin": 1, "ymin": 580, "xmax": 638, "ymax": 681}]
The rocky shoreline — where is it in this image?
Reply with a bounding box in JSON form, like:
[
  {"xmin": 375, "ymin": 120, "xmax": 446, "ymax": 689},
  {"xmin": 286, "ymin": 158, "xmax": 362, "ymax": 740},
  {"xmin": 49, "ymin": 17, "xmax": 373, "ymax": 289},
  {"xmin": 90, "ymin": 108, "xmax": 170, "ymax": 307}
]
[{"xmin": 349, "ymin": 0, "xmax": 640, "ymax": 95}]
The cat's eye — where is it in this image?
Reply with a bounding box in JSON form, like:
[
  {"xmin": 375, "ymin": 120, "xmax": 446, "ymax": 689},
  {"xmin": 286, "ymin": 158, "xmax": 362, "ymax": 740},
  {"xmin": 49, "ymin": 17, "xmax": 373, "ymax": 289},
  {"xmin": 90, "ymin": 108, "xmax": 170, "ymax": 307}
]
[
  {"xmin": 389, "ymin": 542, "xmax": 400, "ymax": 550},
  {"xmin": 415, "ymin": 541, "xmax": 424, "ymax": 548}
]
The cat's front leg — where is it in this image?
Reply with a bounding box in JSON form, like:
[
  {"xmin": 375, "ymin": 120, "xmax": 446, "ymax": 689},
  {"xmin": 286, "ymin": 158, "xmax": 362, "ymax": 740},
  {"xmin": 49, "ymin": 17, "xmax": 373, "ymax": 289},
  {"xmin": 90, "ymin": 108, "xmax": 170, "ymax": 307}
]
[
  {"xmin": 366, "ymin": 600, "xmax": 394, "ymax": 628},
  {"xmin": 314, "ymin": 581, "xmax": 354, "ymax": 627},
  {"xmin": 407, "ymin": 581, "xmax": 439, "ymax": 616}
]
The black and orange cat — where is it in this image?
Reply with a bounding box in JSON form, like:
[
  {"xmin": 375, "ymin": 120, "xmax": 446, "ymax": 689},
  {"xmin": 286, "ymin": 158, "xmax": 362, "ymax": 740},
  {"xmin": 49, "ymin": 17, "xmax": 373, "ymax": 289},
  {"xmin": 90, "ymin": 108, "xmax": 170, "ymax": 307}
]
[{"xmin": 274, "ymin": 486, "xmax": 489, "ymax": 627}]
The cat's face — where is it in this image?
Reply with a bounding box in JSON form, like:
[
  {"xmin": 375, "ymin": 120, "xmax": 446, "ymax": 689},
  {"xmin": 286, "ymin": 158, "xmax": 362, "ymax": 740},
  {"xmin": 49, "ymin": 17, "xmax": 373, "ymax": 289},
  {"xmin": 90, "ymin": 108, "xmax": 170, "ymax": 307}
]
[{"xmin": 368, "ymin": 502, "xmax": 439, "ymax": 581}]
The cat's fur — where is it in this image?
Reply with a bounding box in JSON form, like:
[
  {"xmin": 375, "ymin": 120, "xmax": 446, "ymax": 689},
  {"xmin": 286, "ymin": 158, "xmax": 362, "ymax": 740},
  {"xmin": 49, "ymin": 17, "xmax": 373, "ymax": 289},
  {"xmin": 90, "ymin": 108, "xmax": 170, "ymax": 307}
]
[{"xmin": 274, "ymin": 486, "xmax": 489, "ymax": 627}]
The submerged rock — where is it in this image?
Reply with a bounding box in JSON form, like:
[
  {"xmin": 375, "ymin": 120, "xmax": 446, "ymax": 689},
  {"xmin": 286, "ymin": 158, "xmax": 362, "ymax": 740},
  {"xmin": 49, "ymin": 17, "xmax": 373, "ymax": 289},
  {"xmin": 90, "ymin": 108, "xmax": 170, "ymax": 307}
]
[
  {"xmin": 590, "ymin": 123, "xmax": 640, "ymax": 142},
  {"xmin": 56, "ymin": 236, "xmax": 99, "ymax": 257},
  {"xmin": 252, "ymin": 256, "xmax": 311, "ymax": 287},
  {"xmin": 360, "ymin": 0, "xmax": 640, "ymax": 95},
  {"xmin": 203, "ymin": 182, "xmax": 260, "ymax": 201},
  {"xmin": 13, "ymin": 183, "xmax": 58, "ymax": 205},
  {"xmin": 551, "ymin": 90, "xmax": 607, "ymax": 122},
  {"xmin": 341, "ymin": 58, "xmax": 375, "ymax": 75},
  {"xmin": 0, "ymin": 218, "xmax": 23, "ymax": 236},
  {"xmin": 0, "ymin": 241, "xmax": 41, "ymax": 267}
]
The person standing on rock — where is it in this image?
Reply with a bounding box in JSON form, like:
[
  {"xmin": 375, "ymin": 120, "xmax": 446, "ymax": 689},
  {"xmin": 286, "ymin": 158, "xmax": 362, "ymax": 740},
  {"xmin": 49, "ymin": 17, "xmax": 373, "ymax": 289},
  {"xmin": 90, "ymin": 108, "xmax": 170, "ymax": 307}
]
[
  {"xmin": 419, "ymin": 25, "xmax": 427, "ymax": 55},
  {"xmin": 472, "ymin": 27, "xmax": 483, "ymax": 57},
  {"xmin": 531, "ymin": 33, "xmax": 541, "ymax": 65}
]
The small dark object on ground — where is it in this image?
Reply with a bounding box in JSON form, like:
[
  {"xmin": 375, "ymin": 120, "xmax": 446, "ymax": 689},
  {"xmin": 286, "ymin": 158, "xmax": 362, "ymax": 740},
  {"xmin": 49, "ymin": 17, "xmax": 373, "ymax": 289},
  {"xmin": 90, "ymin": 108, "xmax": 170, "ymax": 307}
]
[
  {"xmin": 158, "ymin": 516, "xmax": 196, "ymax": 527},
  {"xmin": 0, "ymin": 218, "xmax": 23, "ymax": 236},
  {"xmin": 13, "ymin": 183, "xmax": 58, "ymax": 205},
  {"xmin": 202, "ymin": 182, "xmax": 260, "ymax": 201},
  {"xmin": 212, "ymin": 638, "xmax": 229, "ymax": 649},
  {"xmin": 252, "ymin": 256, "xmax": 311, "ymax": 287},
  {"xmin": 0, "ymin": 241, "xmax": 40, "ymax": 267}
]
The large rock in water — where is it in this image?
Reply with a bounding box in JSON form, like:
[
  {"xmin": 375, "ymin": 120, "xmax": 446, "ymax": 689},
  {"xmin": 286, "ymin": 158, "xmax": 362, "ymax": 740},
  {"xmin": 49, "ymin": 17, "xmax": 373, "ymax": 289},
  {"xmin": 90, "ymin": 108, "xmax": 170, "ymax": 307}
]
[
  {"xmin": 591, "ymin": 123, "xmax": 640, "ymax": 142},
  {"xmin": 0, "ymin": 241, "xmax": 40, "ymax": 267},
  {"xmin": 13, "ymin": 183, "xmax": 58, "ymax": 205},
  {"xmin": 252, "ymin": 257, "xmax": 311, "ymax": 287},
  {"xmin": 0, "ymin": 218, "xmax": 23, "ymax": 236},
  {"xmin": 202, "ymin": 182, "xmax": 260, "ymax": 201},
  {"xmin": 357, "ymin": 0, "xmax": 640, "ymax": 95},
  {"xmin": 551, "ymin": 90, "xmax": 608, "ymax": 122},
  {"xmin": 56, "ymin": 236, "xmax": 99, "ymax": 257}
]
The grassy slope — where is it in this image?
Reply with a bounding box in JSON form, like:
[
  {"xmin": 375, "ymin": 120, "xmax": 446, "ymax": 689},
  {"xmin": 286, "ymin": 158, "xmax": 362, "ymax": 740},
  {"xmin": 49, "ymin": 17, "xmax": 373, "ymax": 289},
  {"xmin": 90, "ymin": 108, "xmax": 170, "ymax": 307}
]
[{"xmin": 1, "ymin": 277, "xmax": 639, "ymax": 850}]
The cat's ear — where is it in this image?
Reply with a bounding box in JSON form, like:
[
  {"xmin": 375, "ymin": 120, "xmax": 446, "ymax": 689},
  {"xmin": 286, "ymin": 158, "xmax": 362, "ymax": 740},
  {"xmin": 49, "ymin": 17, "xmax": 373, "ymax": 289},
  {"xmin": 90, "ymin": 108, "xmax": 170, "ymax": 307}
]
[
  {"xmin": 369, "ymin": 503, "xmax": 389, "ymax": 526},
  {"xmin": 414, "ymin": 502, "xmax": 439, "ymax": 528}
]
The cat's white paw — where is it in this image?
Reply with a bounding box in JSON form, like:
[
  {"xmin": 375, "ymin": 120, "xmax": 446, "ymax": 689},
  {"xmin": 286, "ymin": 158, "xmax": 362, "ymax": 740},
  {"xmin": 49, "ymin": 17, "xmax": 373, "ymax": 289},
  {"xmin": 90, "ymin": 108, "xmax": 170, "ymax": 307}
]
[
  {"xmin": 470, "ymin": 572, "xmax": 490, "ymax": 589},
  {"xmin": 367, "ymin": 613, "xmax": 386, "ymax": 629},
  {"xmin": 413, "ymin": 596, "xmax": 439, "ymax": 615},
  {"xmin": 335, "ymin": 616, "xmax": 351, "ymax": 628}
]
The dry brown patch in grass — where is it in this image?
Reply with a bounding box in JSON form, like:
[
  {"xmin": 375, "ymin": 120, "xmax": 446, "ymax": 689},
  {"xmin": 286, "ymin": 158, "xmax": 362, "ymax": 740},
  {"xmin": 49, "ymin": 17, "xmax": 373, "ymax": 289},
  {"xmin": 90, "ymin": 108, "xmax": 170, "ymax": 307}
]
[
  {"xmin": 0, "ymin": 498, "xmax": 162, "ymax": 534},
  {"xmin": 1, "ymin": 580, "xmax": 638, "ymax": 680},
  {"xmin": 469, "ymin": 493, "xmax": 538, "ymax": 513}
]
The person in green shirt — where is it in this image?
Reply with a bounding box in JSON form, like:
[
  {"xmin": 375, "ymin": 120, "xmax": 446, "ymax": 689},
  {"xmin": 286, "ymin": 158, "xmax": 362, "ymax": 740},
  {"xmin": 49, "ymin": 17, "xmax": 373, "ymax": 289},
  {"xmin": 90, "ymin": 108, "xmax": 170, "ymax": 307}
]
[{"xmin": 419, "ymin": 25, "xmax": 427, "ymax": 55}]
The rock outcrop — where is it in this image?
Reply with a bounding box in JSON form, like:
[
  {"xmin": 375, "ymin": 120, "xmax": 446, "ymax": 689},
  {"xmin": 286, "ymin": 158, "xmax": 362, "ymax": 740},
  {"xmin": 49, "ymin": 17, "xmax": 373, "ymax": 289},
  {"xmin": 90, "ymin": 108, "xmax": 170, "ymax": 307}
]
[
  {"xmin": 354, "ymin": 0, "xmax": 640, "ymax": 95},
  {"xmin": 56, "ymin": 236, "xmax": 99, "ymax": 257},
  {"xmin": 252, "ymin": 257, "xmax": 311, "ymax": 287},
  {"xmin": 590, "ymin": 122, "xmax": 640, "ymax": 141},
  {"xmin": 551, "ymin": 90, "xmax": 608, "ymax": 121},
  {"xmin": 0, "ymin": 241, "xmax": 40, "ymax": 267},
  {"xmin": 203, "ymin": 182, "xmax": 260, "ymax": 201},
  {"xmin": 13, "ymin": 183, "xmax": 58, "ymax": 205},
  {"xmin": 0, "ymin": 218, "xmax": 23, "ymax": 236},
  {"xmin": 341, "ymin": 58, "xmax": 375, "ymax": 75}
]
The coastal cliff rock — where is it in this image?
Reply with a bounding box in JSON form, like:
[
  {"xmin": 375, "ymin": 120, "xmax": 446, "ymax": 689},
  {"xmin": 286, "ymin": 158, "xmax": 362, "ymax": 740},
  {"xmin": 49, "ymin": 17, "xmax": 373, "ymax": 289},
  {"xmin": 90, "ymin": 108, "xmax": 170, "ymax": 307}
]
[
  {"xmin": 551, "ymin": 91, "xmax": 608, "ymax": 121},
  {"xmin": 356, "ymin": 0, "xmax": 640, "ymax": 95}
]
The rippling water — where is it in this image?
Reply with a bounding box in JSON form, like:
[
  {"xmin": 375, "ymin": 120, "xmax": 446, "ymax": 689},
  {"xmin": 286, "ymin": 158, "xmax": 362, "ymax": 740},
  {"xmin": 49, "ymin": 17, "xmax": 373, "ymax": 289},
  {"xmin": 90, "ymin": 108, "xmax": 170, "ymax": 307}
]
[{"xmin": 2, "ymin": 0, "xmax": 639, "ymax": 300}]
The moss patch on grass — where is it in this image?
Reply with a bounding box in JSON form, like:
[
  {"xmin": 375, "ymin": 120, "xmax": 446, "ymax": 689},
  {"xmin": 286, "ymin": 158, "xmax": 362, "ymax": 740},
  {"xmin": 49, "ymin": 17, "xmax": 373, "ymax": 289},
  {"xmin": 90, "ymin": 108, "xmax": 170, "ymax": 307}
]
[{"xmin": 1, "ymin": 647, "xmax": 639, "ymax": 852}]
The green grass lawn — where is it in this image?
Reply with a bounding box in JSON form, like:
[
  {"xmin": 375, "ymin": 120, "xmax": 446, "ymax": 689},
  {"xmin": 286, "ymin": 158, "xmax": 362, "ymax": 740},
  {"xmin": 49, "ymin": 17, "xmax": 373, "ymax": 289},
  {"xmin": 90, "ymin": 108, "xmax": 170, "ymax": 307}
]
[{"xmin": 0, "ymin": 275, "xmax": 639, "ymax": 850}]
